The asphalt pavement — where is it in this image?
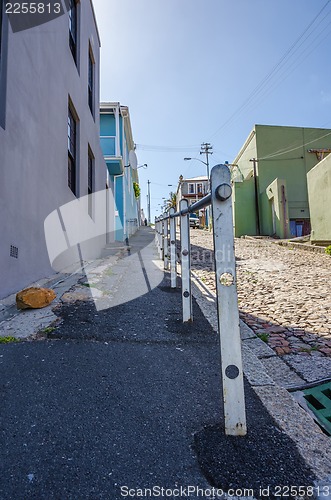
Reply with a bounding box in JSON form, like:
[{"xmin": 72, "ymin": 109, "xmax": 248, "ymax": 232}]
[{"xmin": 0, "ymin": 227, "xmax": 328, "ymax": 499}]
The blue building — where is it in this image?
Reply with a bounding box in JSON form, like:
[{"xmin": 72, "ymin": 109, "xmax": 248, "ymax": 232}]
[{"xmin": 100, "ymin": 102, "xmax": 140, "ymax": 242}]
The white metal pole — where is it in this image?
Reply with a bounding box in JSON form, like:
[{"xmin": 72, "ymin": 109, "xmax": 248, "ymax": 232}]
[
  {"xmin": 169, "ymin": 208, "xmax": 176, "ymax": 288},
  {"xmin": 155, "ymin": 217, "xmax": 159, "ymax": 247},
  {"xmin": 147, "ymin": 180, "xmax": 151, "ymax": 224},
  {"xmin": 180, "ymin": 199, "xmax": 192, "ymax": 322},
  {"xmin": 211, "ymin": 164, "xmax": 246, "ymax": 436},
  {"xmin": 160, "ymin": 219, "xmax": 163, "ymax": 258},
  {"xmin": 158, "ymin": 217, "xmax": 162, "ymax": 259},
  {"xmin": 163, "ymin": 212, "xmax": 169, "ymax": 270}
]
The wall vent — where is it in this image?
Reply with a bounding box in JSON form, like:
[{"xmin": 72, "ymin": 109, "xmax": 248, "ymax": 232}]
[{"xmin": 10, "ymin": 245, "xmax": 18, "ymax": 259}]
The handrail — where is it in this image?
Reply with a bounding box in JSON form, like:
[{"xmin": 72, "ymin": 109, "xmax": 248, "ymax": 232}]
[
  {"xmin": 163, "ymin": 192, "xmax": 212, "ymax": 219},
  {"xmin": 154, "ymin": 164, "xmax": 246, "ymax": 437}
]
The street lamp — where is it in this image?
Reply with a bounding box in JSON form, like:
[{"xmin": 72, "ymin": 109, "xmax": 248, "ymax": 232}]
[
  {"xmin": 184, "ymin": 157, "xmax": 209, "ymax": 180},
  {"xmin": 124, "ymin": 163, "xmax": 148, "ymax": 169}
]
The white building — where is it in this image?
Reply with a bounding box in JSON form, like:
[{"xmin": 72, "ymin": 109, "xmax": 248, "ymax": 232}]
[
  {"xmin": 176, "ymin": 175, "xmax": 209, "ymax": 227},
  {"xmin": 176, "ymin": 175, "xmax": 209, "ymax": 205},
  {"xmin": 0, "ymin": 1, "xmax": 110, "ymax": 298}
]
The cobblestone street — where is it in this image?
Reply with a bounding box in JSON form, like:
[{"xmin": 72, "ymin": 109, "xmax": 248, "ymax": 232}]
[{"xmin": 189, "ymin": 230, "xmax": 331, "ymax": 358}]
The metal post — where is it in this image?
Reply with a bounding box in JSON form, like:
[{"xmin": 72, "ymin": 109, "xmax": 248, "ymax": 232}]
[
  {"xmin": 180, "ymin": 199, "xmax": 192, "ymax": 322},
  {"xmin": 169, "ymin": 208, "xmax": 176, "ymax": 288},
  {"xmin": 158, "ymin": 218, "xmax": 162, "ymax": 255},
  {"xmin": 147, "ymin": 180, "xmax": 151, "ymax": 225},
  {"xmin": 163, "ymin": 212, "xmax": 169, "ymax": 270},
  {"xmin": 156, "ymin": 217, "xmax": 160, "ymax": 250},
  {"xmin": 159, "ymin": 216, "xmax": 164, "ymax": 260},
  {"xmin": 211, "ymin": 164, "xmax": 247, "ymax": 436}
]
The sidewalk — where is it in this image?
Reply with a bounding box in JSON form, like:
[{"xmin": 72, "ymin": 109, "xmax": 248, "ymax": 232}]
[{"xmin": 0, "ymin": 227, "xmax": 330, "ymax": 499}]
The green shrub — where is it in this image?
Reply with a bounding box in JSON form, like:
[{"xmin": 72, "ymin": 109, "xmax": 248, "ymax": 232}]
[
  {"xmin": 0, "ymin": 336, "xmax": 19, "ymax": 344},
  {"xmin": 325, "ymin": 245, "xmax": 331, "ymax": 256},
  {"xmin": 133, "ymin": 182, "xmax": 141, "ymax": 199}
]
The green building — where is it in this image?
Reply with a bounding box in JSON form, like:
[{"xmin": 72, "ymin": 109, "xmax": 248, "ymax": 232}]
[
  {"xmin": 307, "ymin": 154, "xmax": 331, "ymax": 245},
  {"xmin": 232, "ymin": 124, "xmax": 331, "ymax": 239}
]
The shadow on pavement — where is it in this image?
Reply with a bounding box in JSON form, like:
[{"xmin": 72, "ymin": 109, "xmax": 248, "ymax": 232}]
[{"xmin": 0, "ymin": 230, "xmax": 319, "ymax": 499}]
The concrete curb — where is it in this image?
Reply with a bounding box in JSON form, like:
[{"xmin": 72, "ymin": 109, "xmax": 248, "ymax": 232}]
[
  {"xmin": 274, "ymin": 240, "xmax": 327, "ymax": 254},
  {"xmin": 190, "ymin": 270, "xmax": 331, "ymax": 486},
  {"xmin": 243, "ymin": 235, "xmax": 328, "ymax": 254}
]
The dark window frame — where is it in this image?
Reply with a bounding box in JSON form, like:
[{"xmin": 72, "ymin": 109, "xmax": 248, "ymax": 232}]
[
  {"xmin": 0, "ymin": 0, "xmax": 8, "ymax": 129},
  {"xmin": 88, "ymin": 146, "xmax": 94, "ymax": 217},
  {"xmin": 88, "ymin": 45, "xmax": 95, "ymax": 117},
  {"xmin": 68, "ymin": 104, "xmax": 77, "ymax": 195},
  {"xmin": 0, "ymin": 0, "xmax": 3, "ymax": 56},
  {"xmin": 69, "ymin": 0, "xmax": 78, "ymax": 64}
]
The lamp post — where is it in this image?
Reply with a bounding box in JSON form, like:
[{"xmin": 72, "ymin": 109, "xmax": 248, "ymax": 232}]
[{"xmin": 184, "ymin": 156, "xmax": 209, "ymax": 176}]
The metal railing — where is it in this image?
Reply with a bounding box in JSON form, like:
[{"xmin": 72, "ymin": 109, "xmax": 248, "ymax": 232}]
[
  {"xmin": 154, "ymin": 164, "xmax": 246, "ymax": 436},
  {"xmin": 126, "ymin": 218, "xmax": 138, "ymax": 237}
]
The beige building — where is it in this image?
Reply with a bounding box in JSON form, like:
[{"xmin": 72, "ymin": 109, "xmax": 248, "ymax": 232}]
[
  {"xmin": 307, "ymin": 154, "xmax": 331, "ymax": 245},
  {"xmin": 176, "ymin": 175, "xmax": 209, "ymax": 226},
  {"xmin": 176, "ymin": 175, "xmax": 208, "ymax": 205}
]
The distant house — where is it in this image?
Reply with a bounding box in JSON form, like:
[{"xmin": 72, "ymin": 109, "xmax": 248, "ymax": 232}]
[
  {"xmin": 0, "ymin": 1, "xmax": 108, "ymax": 299},
  {"xmin": 176, "ymin": 175, "xmax": 209, "ymax": 226},
  {"xmin": 232, "ymin": 125, "xmax": 331, "ymax": 239},
  {"xmin": 307, "ymin": 154, "xmax": 331, "ymax": 245},
  {"xmin": 100, "ymin": 102, "xmax": 140, "ymax": 242}
]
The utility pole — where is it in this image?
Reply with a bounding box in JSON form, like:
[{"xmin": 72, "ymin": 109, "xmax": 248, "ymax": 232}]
[
  {"xmin": 200, "ymin": 142, "xmax": 213, "ymax": 181},
  {"xmin": 200, "ymin": 142, "xmax": 213, "ymax": 229},
  {"xmin": 147, "ymin": 180, "xmax": 151, "ymax": 224},
  {"xmin": 250, "ymin": 158, "xmax": 261, "ymax": 236}
]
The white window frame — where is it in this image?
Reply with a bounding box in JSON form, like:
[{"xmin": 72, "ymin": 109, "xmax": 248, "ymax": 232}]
[{"xmin": 188, "ymin": 183, "xmax": 195, "ymax": 194}]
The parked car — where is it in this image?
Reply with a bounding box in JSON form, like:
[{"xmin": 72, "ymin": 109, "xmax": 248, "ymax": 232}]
[{"xmin": 189, "ymin": 213, "xmax": 200, "ymax": 228}]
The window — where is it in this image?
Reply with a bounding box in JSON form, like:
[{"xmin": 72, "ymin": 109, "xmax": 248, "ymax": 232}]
[
  {"xmin": 0, "ymin": 0, "xmax": 3, "ymax": 56},
  {"xmin": 69, "ymin": 0, "xmax": 77, "ymax": 63},
  {"xmin": 188, "ymin": 183, "xmax": 195, "ymax": 194},
  {"xmin": 88, "ymin": 147, "xmax": 94, "ymax": 217},
  {"xmin": 197, "ymin": 183, "xmax": 203, "ymax": 194},
  {"xmin": 88, "ymin": 46, "xmax": 94, "ymax": 115},
  {"xmin": 68, "ymin": 104, "xmax": 77, "ymax": 195},
  {"xmin": 0, "ymin": 0, "xmax": 8, "ymax": 129}
]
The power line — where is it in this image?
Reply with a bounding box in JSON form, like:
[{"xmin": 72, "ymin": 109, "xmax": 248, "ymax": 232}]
[
  {"xmin": 133, "ymin": 3, "xmax": 331, "ymax": 165},
  {"xmin": 236, "ymin": 18, "xmax": 331, "ymax": 123},
  {"xmin": 135, "ymin": 144, "xmax": 200, "ymax": 152},
  {"xmin": 209, "ymin": 0, "xmax": 331, "ymax": 140}
]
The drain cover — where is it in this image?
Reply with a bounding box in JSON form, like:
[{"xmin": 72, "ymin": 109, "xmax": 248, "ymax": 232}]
[{"xmin": 303, "ymin": 381, "xmax": 331, "ymax": 436}]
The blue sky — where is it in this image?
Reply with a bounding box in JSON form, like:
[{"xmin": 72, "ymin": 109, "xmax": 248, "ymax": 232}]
[{"xmin": 92, "ymin": 0, "xmax": 331, "ymax": 219}]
